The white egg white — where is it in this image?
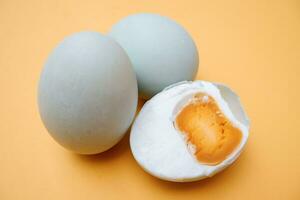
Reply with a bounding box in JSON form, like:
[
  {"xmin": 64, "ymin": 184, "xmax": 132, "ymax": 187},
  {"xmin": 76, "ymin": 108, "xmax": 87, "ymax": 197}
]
[{"xmin": 130, "ymin": 81, "xmax": 250, "ymax": 182}]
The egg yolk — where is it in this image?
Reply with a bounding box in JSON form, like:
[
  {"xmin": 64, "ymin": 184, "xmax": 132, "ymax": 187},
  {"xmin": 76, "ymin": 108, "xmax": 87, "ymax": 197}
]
[{"xmin": 175, "ymin": 93, "xmax": 242, "ymax": 166}]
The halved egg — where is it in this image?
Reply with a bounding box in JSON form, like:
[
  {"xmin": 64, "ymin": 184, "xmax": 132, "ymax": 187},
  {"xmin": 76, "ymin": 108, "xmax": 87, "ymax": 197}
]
[{"xmin": 130, "ymin": 81, "xmax": 250, "ymax": 182}]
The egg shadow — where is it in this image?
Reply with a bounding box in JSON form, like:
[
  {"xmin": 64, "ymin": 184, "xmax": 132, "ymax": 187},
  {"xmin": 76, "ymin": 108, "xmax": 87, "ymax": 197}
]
[
  {"xmin": 73, "ymin": 129, "xmax": 131, "ymax": 163},
  {"xmin": 152, "ymin": 164, "xmax": 230, "ymax": 190},
  {"xmin": 71, "ymin": 98, "xmax": 147, "ymax": 163},
  {"xmin": 139, "ymin": 147, "xmax": 251, "ymax": 191}
]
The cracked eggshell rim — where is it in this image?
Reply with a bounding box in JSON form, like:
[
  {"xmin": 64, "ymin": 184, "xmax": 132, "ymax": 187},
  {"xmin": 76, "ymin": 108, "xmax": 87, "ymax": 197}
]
[{"xmin": 130, "ymin": 81, "xmax": 250, "ymax": 182}]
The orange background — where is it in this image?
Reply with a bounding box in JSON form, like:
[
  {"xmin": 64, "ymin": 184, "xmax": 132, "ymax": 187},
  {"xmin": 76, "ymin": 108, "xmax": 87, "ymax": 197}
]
[{"xmin": 0, "ymin": 0, "xmax": 299, "ymax": 199}]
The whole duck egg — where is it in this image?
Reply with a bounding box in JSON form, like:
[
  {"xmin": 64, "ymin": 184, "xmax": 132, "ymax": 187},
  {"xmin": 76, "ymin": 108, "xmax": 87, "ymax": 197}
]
[
  {"xmin": 38, "ymin": 32, "xmax": 138, "ymax": 154},
  {"xmin": 109, "ymin": 13, "xmax": 199, "ymax": 99}
]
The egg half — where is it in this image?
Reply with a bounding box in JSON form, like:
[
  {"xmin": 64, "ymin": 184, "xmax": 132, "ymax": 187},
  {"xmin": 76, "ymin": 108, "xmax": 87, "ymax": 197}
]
[
  {"xmin": 130, "ymin": 81, "xmax": 249, "ymax": 182},
  {"xmin": 38, "ymin": 32, "xmax": 138, "ymax": 154}
]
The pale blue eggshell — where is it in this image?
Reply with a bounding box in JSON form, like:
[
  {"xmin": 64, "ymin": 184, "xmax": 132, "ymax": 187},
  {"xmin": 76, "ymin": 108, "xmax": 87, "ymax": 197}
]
[
  {"xmin": 38, "ymin": 32, "xmax": 138, "ymax": 154},
  {"xmin": 109, "ymin": 13, "xmax": 199, "ymax": 99}
]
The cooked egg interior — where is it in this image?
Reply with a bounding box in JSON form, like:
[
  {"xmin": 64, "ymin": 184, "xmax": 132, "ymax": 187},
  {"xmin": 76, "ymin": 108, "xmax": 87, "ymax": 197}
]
[{"xmin": 175, "ymin": 93, "xmax": 242, "ymax": 166}]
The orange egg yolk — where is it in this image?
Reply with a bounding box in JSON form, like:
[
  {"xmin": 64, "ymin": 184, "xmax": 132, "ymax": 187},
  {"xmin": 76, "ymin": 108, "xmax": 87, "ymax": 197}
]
[{"xmin": 175, "ymin": 93, "xmax": 242, "ymax": 165}]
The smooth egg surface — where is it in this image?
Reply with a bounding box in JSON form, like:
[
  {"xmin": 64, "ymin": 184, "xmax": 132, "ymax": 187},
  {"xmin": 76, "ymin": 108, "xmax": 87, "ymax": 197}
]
[
  {"xmin": 38, "ymin": 32, "xmax": 138, "ymax": 154},
  {"xmin": 109, "ymin": 13, "xmax": 199, "ymax": 99},
  {"xmin": 130, "ymin": 81, "xmax": 249, "ymax": 182}
]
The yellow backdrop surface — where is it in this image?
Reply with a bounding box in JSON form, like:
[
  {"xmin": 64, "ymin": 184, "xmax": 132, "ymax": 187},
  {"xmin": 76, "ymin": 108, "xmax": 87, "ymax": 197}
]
[{"xmin": 0, "ymin": 0, "xmax": 299, "ymax": 199}]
